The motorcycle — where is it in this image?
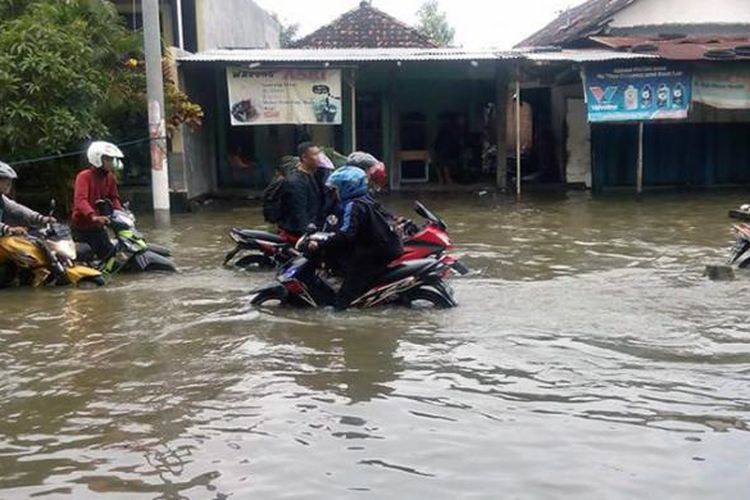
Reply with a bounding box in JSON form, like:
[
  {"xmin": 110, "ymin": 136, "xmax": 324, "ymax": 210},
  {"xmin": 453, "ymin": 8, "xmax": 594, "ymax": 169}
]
[
  {"xmin": 92, "ymin": 199, "xmax": 177, "ymax": 273},
  {"xmin": 223, "ymin": 228, "xmax": 296, "ymax": 269},
  {"xmin": 225, "ymin": 201, "xmax": 469, "ymax": 275},
  {"xmin": 729, "ymin": 222, "xmax": 750, "ymax": 268},
  {"xmin": 395, "ymin": 201, "xmax": 470, "ymax": 275},
  {"xmin": 250, "ymin": 230, "xmax": 457, "ymax": 309},
  {"xmin": 0, "ymin": 202, "xmax": 104, "ymax": 287}
]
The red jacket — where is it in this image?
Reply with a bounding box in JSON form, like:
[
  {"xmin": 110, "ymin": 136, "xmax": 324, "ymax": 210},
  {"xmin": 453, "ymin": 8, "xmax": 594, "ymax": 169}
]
[{"xmin": 72, "ymin": 167, "xmax": 122, "ymax": 231}]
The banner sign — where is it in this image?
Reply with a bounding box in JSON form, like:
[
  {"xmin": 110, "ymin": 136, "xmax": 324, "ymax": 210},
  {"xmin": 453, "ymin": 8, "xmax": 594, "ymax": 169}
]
[
  {"xmin": 693, "ymin": 68, "xmax": 750, "ymax": 109},
  {"xmin": 227, "ymin": 68, "xmax": 342, "ymax": 126},
  {"xmin": 584, "ymin": 64, "xmax": 691, "ymax": 122}
]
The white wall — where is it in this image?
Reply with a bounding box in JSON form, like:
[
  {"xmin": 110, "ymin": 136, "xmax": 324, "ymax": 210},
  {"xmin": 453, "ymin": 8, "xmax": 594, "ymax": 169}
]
[
  {"xmin": 565, "ymin": 99, "xmax": 591, "ymax": 188},
  {"xmin": 611, "ymin": 0, "xmax": 750, "ymax": 27},
  {"xmin": 197, "ymin": 0, "xmax": 280, "ymax": 50}
]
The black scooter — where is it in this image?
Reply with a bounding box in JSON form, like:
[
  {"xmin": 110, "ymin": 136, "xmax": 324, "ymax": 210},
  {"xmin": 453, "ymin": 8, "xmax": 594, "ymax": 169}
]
[{"xmin": 223, "ymin": 228, "xmax": 296, "ymax": 269}]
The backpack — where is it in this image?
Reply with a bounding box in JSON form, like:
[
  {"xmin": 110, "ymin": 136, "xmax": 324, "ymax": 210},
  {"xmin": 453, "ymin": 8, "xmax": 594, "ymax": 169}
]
[
  {"xmin": 262, "ymin": 177, "xmax": 286, "ymax": 223},
  {"xmin": 361, "ymin": 200, "xmax": 403, "ymax": 261}
]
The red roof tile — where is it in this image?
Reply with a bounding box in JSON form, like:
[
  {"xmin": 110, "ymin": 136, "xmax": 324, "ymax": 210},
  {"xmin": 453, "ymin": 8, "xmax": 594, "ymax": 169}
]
[
  {"xmin": 591, "ymin": 35, "xmax": 750, "ymax": 60},
  {"xmin": 517, "ymin": 0, "xmax": 637, "ymax": 48},
  {"xmin": 290, "ymin": 1, "xmax": 438, "ymax": 49}
]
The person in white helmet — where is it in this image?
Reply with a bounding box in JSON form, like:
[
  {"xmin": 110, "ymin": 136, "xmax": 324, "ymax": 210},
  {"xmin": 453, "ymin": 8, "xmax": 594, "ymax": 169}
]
[
  {"xmin": 0, "ymin": 161, "xmax": 55, "ymax": 237},
  {"xmin": 71, "ymin": 141, "xmax": 124, "ymax": 261}
]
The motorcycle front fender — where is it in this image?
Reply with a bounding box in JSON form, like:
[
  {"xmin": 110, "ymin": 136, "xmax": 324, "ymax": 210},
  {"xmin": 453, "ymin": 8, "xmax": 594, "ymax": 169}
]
[
  {"xmin": 147, "ymin": 243, "xmax": 172, "ymax": 257},
  {"xmin": 224, "ymin": 245, "xmax": 241, "ymax": 265},
  {"xmin": 65, "ymin": 265, "xmax": 105, "ymax": 286},
  {"xmin": 132, "ymin": 250, "xmax": 178, "ymax": 272},
  {"xmin": 250, "ymin": 283, "xmax": 289, "ymax": 305}
]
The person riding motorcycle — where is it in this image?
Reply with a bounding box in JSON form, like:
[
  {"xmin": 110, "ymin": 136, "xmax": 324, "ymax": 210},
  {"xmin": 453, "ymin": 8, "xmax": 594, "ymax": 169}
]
[
  {"xmin": 346, "ymin": 151, "xmax": 388, "ymax": 192},
  {"xmin": 72, "ymin": 141, "xmax": 124, "ymax": 262},
  {"xmin": 0, "ymin": 161, "xmax": 56, "ymax": 285},
  {"xmin": 307, "ymin": 166, "xmax": 403, "ymax": 310},
  {"xmin": 0, "ymin": 162, "xmax": 55, "ymax": 237}
]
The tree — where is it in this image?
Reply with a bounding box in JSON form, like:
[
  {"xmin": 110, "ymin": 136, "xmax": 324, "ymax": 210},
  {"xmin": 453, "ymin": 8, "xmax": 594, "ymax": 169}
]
[
  {"xmin": 0, "ymin": 0, "xmax": 202, "ymax": 205},
  {"xmin": 271, "ymin": 12, "xmax": 300, "ymax": 48},
  {"xmin": 0, "ymin": 0, "xmax": 126, "ymax": 158},
  {"xmin": 416, "ymin": 0, "xmax": 455, "ymax": 47}
]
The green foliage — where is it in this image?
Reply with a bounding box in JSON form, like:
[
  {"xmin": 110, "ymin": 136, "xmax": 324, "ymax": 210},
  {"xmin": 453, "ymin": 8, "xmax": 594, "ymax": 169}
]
[
  {"xmin": 0, "ymin": 0, "xmax": 203, "ymax": 199},
  {"xmin": 416, "ymin": 0, "xmax": 455, "ymax": 47}
]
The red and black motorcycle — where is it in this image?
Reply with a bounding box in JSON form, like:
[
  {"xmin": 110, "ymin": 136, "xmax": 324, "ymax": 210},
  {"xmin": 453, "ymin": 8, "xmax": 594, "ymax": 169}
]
[
  {"xmin": 250, "ymin": 231, "xmax": 457, "ymax": 309},
  {"xmin": 224, "ymin": 201, "xmax": 469, "ymax": 275},
  {"xmin": 396, "ymin": 201, "xmax": 469, "ymax": 275}
]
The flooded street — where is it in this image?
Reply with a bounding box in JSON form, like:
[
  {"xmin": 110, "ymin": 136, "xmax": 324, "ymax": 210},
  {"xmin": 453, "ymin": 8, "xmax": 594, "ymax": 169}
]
[{"xmin": 3, "ymin": 192, "xmax": 750, "ymax": 499}]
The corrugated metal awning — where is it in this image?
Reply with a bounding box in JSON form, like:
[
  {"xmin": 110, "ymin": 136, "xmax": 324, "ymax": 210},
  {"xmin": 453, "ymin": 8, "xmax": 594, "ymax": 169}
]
[
  {"xmin": 177, "ymin": 47, "xmax": 518, "ymax": 63},
  {"xmin": 523, "ymin": 49, "xmax": 657, "ymax": 63},
  {"xmin": 177, "ymin": 47, "xmax": 667, "ymax": 65}
]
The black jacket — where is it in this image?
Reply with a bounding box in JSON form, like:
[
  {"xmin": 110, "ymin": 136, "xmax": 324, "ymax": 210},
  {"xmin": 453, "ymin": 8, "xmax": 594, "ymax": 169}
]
[
  {"xmin": 322, "ymin": 195, "xmax": 402, "ymax": 266},
  {"xmin": 279, "ymin": 169, "xmax": 321, "ymax": 235}
]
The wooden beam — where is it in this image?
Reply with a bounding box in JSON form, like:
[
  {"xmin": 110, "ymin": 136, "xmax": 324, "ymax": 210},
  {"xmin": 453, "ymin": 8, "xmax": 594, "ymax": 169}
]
[
  {"xmin": 515, "ymin": 75, "xmax": 522, "ymax": 198},
  {"xmin": 636, "ymin": 122, "xmax": 644, "ymax": 194},
  {"xmin": 495, "ymin": 65, "xmax": 508, "ymax": 190}
]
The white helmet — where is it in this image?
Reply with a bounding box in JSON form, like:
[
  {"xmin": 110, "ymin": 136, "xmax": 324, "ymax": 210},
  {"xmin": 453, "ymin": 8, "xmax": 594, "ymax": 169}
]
[
  {"xmin": 0, "ymin": 161, "xmax": 18, "ymax": 179},
  {"xmin": 87, "ymin": 141, "xmax": 124, "ymax": 168}
]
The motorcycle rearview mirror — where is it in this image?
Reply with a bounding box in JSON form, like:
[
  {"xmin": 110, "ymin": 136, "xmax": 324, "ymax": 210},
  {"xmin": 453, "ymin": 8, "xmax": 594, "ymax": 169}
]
[
  {"xmin": 305, "ymin": 223, "xmax": 318, "ymax": 235},
  {"xmin": 95, "ymin": 198, "xmax": 114, "ymax": 216},
  {"xmin": 48, "ymin": 198, "xmax": 56, "ymax": 217}
]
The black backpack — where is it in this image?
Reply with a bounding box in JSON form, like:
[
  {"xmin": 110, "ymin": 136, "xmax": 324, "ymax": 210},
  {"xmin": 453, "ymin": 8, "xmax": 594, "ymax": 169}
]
[
  {"xmin": 361, "ymin": 201, "xmax": 403, "ymax": 261},
  {"xmin": 262, "ymin": 177, "xmax": 286, "ymax": 223}
]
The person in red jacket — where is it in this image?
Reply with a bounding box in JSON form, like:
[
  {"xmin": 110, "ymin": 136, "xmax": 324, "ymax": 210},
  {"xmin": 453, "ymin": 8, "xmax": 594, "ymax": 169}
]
[{"xmin": 72, "ymin": 141, "xmax": 124, "ymax": 262}]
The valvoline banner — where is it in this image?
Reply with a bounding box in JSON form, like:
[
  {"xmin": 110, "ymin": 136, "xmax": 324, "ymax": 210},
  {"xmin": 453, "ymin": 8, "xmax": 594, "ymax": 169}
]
[{"xmin": 583, "ymin": 63, "xmax": 691, "ymax": 122}]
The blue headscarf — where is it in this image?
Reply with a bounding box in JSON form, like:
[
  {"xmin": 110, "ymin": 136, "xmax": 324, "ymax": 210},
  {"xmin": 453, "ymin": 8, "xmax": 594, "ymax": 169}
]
[{"xmin": 326, "ymin": 166, "xmax": 368, "ymax": 201}]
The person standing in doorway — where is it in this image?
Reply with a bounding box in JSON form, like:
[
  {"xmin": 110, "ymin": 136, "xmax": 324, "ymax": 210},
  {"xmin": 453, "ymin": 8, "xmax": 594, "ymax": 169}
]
[{"xmin": 434, "ymin": 114, "xmax": 467, "ymax": 185}]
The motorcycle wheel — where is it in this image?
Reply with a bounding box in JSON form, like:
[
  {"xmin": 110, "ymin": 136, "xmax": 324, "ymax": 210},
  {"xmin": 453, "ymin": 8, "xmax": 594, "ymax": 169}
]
[
  {"xmin": 404, "ymin": 288, "xmax": 454, "ymax": 309},
  {"xmin": 251, "ymin": 288, "xmax": 287, "ymax": 306},
  {"xmin": 236, "ymin": 254, "xmax": 276, "ymax": 269}
]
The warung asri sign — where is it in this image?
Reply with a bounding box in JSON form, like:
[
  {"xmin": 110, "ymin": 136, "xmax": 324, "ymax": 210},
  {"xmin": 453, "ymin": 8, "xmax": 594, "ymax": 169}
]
[
  {"xmin": 227, "ymin": 68, "xmax": 342, "ymax": 126},
  {"xmin": 584, "ymin": 64, "xmax": 691, "ymax": 122}
]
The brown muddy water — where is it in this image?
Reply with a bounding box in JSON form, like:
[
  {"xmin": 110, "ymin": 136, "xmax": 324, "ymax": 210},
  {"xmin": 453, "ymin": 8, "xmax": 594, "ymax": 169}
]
[{"xmin": 2, "ymin": 192, "xmax": 750, "ymax": 499}]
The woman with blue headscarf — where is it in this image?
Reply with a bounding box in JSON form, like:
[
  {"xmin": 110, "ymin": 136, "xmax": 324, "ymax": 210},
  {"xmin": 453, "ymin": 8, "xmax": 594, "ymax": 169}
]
[{"xmin": 308, "ymin": 166, "xmax": 402, "ymax": 310}]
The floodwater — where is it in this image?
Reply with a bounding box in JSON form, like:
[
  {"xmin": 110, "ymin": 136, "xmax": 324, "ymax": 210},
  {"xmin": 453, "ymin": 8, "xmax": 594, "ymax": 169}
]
[{"xmin": 2, "ymin": 192, "xmax": 750, "ymax": 499}]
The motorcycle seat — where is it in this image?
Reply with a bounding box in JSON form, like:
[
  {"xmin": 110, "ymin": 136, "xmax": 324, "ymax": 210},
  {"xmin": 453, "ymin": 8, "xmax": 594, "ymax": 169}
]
[
  {"xmin": 232, "ymin": 228, "xmax": 286, "ymax": 244},
  {"xmin": 378, "ymin": 258, "xmax": 438, "ymax": 283}
]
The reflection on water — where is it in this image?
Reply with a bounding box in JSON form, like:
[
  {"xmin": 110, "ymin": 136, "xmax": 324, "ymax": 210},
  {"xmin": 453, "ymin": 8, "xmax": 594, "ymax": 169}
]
[{"xmin": 2, "ymin": 192, "xmax": 750, "ymax": 498}]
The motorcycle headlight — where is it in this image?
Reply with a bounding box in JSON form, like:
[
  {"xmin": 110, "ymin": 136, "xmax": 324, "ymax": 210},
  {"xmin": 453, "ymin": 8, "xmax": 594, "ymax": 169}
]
[{"xmin": 51, "ymin": 240, "xmax": 77, "ymax": 260}]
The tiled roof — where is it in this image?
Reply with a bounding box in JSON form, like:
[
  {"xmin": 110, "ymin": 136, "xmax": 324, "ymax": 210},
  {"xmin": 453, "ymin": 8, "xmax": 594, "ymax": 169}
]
[
  {"xmin": 290, "ymin": 1, "xmax": 438, "ymax": 49},
  {"xmin": 517, "ymin": 0, "xmax": 637, "ymax": 48}
]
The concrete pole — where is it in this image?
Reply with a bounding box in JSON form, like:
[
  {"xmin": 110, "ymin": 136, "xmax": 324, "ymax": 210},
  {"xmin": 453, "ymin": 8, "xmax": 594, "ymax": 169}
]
[
  {"xmin": 515, "ymin": 76, "xmax": 522, "ymax": 198},
  {"xmin": 142, "ymin": 0, "xmax": 171, "ymax": 220},
  {"xmin": 636, "ymin": 122, "xmax": 644, "ymax": 194},
  {"xmin": 175, "ymin": 0, "xmax": 185, "ymax": 50},
  {"xmin": 350, "ymin": 70, "xmax": 357, "ymax": 152}
]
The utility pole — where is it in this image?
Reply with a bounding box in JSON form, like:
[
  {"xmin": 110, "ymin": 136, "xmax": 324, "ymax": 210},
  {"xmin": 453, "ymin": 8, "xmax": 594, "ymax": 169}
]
[{"xmin": 142, "ymin": 0, "xmax": 171, "ymax": 221}]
